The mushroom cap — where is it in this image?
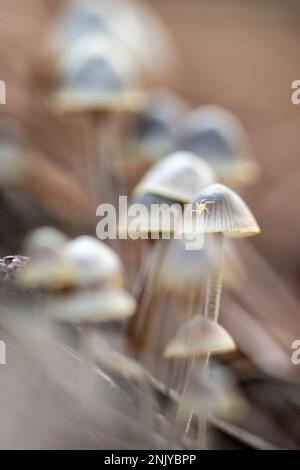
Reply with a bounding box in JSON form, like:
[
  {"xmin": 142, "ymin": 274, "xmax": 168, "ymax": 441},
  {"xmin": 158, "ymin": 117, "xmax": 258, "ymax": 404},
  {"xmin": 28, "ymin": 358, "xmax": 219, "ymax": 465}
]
[
  {"xmin": 50, "ymin": 0, "xmax": 175, "ymax": 81},
  {"xmin": 20, "ymin": 235, "xmax": 124, "ymax": 290},
  {"xmin": 24, "ymin": 227, "xmax": 69, "ymax": 259},
  {"xmin": 191, "ymin": 183, "xmax": 260, "ymax": 237},
  {"xmin": 19, "ymin": 259, "xmax": 78, "ymax": 290},
  {"xmin": 48, "ymin": 288, "xmax": 136, "ymax": 324},
  {"xmin": 134, "ymin": 151, "xmax": 215, "ymax": 204},
  {"xmin": 63, "ymin": 236, "xmax": 124, "ymax": 287},
  {"xmin": 52, "ymin": 35, "xmax": 144, "ymax": 113},
  {"xmin": 127, "ymin": 90, "xmax": 189, "ymax": 162},
  {"xmin": 179, "ymin": 105, "xmax": 259, "ymax": 184},
  {"xmin": 51, "ymin": 0, "xmax": 112, "ymax": 49},
  {"xmin": 20, "ymin": 227, "xmax": 74, "ymax": 289},
  {"xmin": 164, "ymin": 315, "xmax": 236, "ymax": 358},
  {"xmin": 118, "ymin": 193, "xmax": 183, "ymax": 238}
]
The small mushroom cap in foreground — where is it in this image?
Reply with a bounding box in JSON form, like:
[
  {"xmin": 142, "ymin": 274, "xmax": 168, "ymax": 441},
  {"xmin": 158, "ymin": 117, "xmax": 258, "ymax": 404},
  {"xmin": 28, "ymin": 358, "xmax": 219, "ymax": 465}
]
[
  {"xmin": 134, "ymin": 151, "xmax": 215, "ymax": 203},
  {"xmin": 48, "ymin": 288, "xmax": 136, "ymax": 324},
  {"xmin": 19, "ymin": 259, "xmax": 78, "ymax": 290},
  {"xmin": 191, "ymin": 183, "xmax": 260, "ymax": 237},
  {"xmin": 19, "ymin": 227, "xmax": 74, "ymax": 289},
  {"xmin": 20, "ymin": 234, "xmax": 124, "ymax": 290},
  {"xmin": 164, "ymin": 315, "xmax": 236, "ymax": 358}
]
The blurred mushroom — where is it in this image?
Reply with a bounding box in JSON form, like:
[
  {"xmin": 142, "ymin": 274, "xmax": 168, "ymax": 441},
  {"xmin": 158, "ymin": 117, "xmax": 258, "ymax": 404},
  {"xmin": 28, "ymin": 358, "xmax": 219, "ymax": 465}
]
[
  {"xmin": 179, "ymin": 105, "xmax": 260, "ymax": 186},
  {"xmin": 164, "ymin": 316, "xmax": 236, "ymax": 359},
  {"xmin": 123, "ymin": 90, "xmax": 189, "ymax": 181},
  {"xmin": 192, "ymin": 183, "xmax": 260, "ymax": 323},
  {"xmin": 20, "ymin": 233, "xmax": 124, "ymax": 291},
  {"xmin": 133, "ymin": 151, "xmax": 215, "ymax": 204},
  {"xmin": 46, "ymin": 0, "xmax": 176, "ymax": 83},
  {"xmin": 52, "ymin": 35, "xmax": 144, "ymax": 206},
  {"xmin": 121, "ymin": 152, "xmax": 215, "ymax": 369},
  {"xmin": 165, "ymin": 315, "xmax": 236, "ymax": 446}
]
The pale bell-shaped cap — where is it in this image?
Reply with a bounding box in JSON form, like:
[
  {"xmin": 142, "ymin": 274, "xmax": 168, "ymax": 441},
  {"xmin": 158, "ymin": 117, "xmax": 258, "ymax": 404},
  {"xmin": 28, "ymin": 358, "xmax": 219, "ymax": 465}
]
[
  {"xmin": 179, "ymin": 105, "xmax": 259, "ymax": 184},
  {"xmin": 24, "ymin": 227, "xmax": 69, "ymax": 260},
  {"xmin": 19, "ymin": 259, "xmax": 78, "ymax": 291},
  {"xmin": 164, "ymin": 315, "xmax": 236, "ymax": 358},
  {"xmin": 52, "ymin": 35, "xmax": 144, "ymax": 113},
  {"xmin": 20, "ymin": 234, "xmax": 123, "ymax": 290},
  {"xmin": 63, "ymin": 236, "xmax": 124, "ymax": 288},
  {"xmin": 48, "ymin": 288, "xmax": 136, "ymax": 324},
  {"xmin": 134, "ymin": 151, "xmax": 215, "ymax": 204},
  {"xmin": 50, "ymin": 0, "xmax": 176, "ymax": 82},
  {"xmin": 118, "ymin": 192, "xmax": 182, "ymax": 238},
  {"xmin": 128, "ymin": 90, "xmax": 189, "ymax": 163},
  {"xmin": 19, "ymin": 227, "xmax": 75, "ymax": 290},
  {"xmin": 191, "ymin": 183, "xmax": 261, "ymax": 237}
]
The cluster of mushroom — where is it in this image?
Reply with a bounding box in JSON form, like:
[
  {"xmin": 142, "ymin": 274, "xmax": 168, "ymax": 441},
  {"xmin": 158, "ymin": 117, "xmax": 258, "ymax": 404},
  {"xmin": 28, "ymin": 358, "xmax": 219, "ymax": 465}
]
[
  {"xmin": 120, "ymin": 101, "xmax": 261, "ymax": 445},
  {"xmin": 19, "ymin": 228, "xmax": 136, "ymax": 372},
  {"xmin": 125, "ymin": 101, "xmax": 259, "ymax": 188}
]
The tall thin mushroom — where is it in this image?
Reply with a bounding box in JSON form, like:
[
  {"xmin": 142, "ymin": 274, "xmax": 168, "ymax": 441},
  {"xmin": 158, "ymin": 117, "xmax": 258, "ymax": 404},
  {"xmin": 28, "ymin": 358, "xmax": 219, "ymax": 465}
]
[
  {"xmin": 119, "ymin": 151, "xmax": 215, "ymax": 368},
  {"xmin": 52, "ymin": 36, "xmax": 144, "ymax": 208}
]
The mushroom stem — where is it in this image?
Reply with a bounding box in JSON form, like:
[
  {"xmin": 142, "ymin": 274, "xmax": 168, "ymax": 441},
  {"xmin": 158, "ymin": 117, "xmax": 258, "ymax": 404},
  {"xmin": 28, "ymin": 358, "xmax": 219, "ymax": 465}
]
[
  {"xmin": 94, "ymin": 112, "xmax": 116, "ymax": 205},
  {"xmin": 79, "ymin": 323, "xmax": 94, "ymax": 404},
  {"xmin": 199, "ymin": 233, "xmax": 225, "ymax": 447},
  {"xmin": 204, "ymin": 233, "xmax": 225, "ymax": 323},
  {"xmin": 171, "ymin": 354, "xmax": 196, "ymax": 447}
]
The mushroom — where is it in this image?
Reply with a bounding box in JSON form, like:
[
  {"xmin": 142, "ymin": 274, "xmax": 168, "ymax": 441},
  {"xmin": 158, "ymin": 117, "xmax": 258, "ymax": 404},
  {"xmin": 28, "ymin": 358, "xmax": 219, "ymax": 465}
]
[
  {"xmin": 164, "ymin": 315, "xmax": 236, "ymax": 446},
  {"xmin": 172, "ymin": 361, "xmax": 246, "ymax": 446},
  {"xmin": 52, "ymin": 35, "xmax": 144, "ymax": 206},
  {"xmin": 123, "ymin": 90, "xmax": 189, "ymax": 181},
  {"xmin": 191, "ymin": 183, "xmax": 260, "ymax": 323},
  {"xmin": 48, "ymin": 287, "xmax": 136, "ymax": 325},
  {"xmin": 63, "ymin": 235, "xmax": 124, "ymax": 288},
  {"xmin": 19, "ymin": 227, "xmax": 74, "ymax": 291},
  {"xmin": 133, "ymin": 151, "xmax": 215, "ymax": 205},
  {"xmin": 120, "ymin": 152, "xmax": 215, "ymax": 376},
  {"xmin": 175, "ymin": 183, "xmax": 260, "ymax": 447},
  {"xmin": 119, "ymin": 151, "xmax": 215, "ymax": 240},
  {"xmin": 179, "ymin": 105, "xmax": 260, "ymax": 186},
  {"xmin": 46, "ymin": 0, "xmax": 175, "ymax": 83},
  {"xmin": 22, "ymin": 230, "xmax": 136, "ymax": 399},
  {"xmin": 164, "ymin": 315, "xmax": 236, "ymax": 359},
  {"xmin": 20, "ymin": 233, "xmax": 124, "ymax": 291}
]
